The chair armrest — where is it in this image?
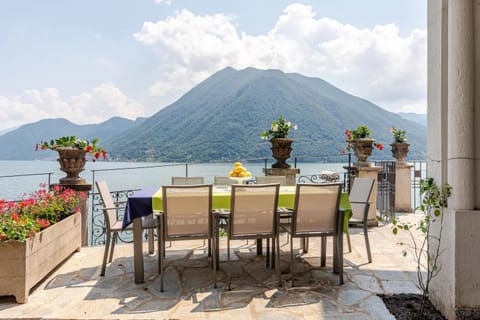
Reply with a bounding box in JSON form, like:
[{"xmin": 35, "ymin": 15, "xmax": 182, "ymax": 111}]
[{"xmin": 101, "ymin": 206, "xmax": 119, "ymax": 211}]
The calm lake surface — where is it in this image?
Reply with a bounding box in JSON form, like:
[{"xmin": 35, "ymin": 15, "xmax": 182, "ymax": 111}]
[{"xmin": 0, "ymin": 160, "xmax": 349, "ymax": 200}]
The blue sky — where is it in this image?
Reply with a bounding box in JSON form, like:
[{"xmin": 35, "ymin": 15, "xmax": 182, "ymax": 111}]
[{"xmin": 0, "ymin": 0, "xmax": 426, "ymax": 130}]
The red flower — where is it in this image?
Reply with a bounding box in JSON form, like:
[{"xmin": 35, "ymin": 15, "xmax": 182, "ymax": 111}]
[
  {"xmin": 85, "ymin": 145, "xmax": 93, "ymax": 153},
  {"xmin": 35, "ymin": 144, "xmax": 39, "ymax": 151},
  {"xmin": 375, "ymin": 143, "xmax": 384, "ymax": 150},
  {"xmin": 37, "ymin": 219, "xmax": 51, "ymax": 229},
  {"xmin": 11, "ymin": 213, "xmax": 19, "ymax": 220}
]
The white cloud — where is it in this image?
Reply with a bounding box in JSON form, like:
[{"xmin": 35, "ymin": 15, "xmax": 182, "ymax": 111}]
[
  {"xmin": 135, "ymin": 3, "xmax": 427, "ymax": 113},
  {"xmin": 0, "ymin": 84, "xmax": 145, "ymax": 129},
  {"xmin": 154, "ymin": 0, "xmax": 171, "ymax": 5}
]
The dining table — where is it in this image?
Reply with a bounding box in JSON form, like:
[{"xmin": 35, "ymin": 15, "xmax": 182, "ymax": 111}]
[{"xmin": 123, "ymin": 185, "xmax": 352, "ymax": 284}]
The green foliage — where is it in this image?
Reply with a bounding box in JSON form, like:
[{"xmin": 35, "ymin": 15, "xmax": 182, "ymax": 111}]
[
  {"xmin": 38, "ymin": 136, "xmax": 106, "ymax": 159},
  {"xmin": 260, "ymin": 115, "xmax": 297, "ymax": 140},
  {"xmin": 391, "ymin": 178, "xmax": 451, "ymax": 312},
  {"xmin": 350, "ymin": 125, "xmax": 371, "ymax": 139},
  {"xmin": 391, "ymin": 126, "xmax": 407, "ymax": 143}
]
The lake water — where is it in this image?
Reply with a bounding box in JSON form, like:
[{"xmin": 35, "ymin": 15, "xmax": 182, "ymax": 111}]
[{"xmin": 0, "ymin": 160, "xmax": 349, "ymax": 200}]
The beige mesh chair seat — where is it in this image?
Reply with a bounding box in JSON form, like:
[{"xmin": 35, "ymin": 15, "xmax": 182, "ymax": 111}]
[
  {"xmin": 214, "ymin": 183, "xmax": 280, "ymax": 288},
  {"xmin": 171, "ymin": 176, "xmax": 205, "ymax": 185},
  {"xmin": 281, "ymin": 183, "xmax": 344, "ymax": 286},
  {"xmin": 346, "ymin": 178, "xmax": 375, "ymax": 263},
  {"xmin": 156, "ymin": 184, "xmax": 214, "ymax": 292},
  {"xmin": 256, "ymin": 176, "xmax": 287, "ymax": 185},
  {"xmin": 213, "ymin": 176, "xmax": 236, "ymax": 186},
  {"xmin": 96, "ymin": 180, "xmax": 156, "ymax": 276}
]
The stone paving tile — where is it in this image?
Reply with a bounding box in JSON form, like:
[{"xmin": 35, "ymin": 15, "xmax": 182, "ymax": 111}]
[{"xmin": 0, "ymin": 215, "xmax": 427, "ymax": 319}]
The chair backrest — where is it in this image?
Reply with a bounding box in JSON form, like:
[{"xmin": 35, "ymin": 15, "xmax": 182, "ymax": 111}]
[
  {"xmin": 171, "ymin": 176, "xmax": 205, "ymax": 185},
  {"xmin": 255, "ymin": 176, "xmax": 287, "ymax": 185},
  {"xmin": 162, "ymin": 184, "xmax": 212, "ymax": 239},
  {"xmin": 214, "ymin": 176, "xmax": 235, "ymax": 186},
  {"xmin": 229, "ymin": 184, "xmax": 280, "ymax": 238},
  {"xmin": 349, "ymin": 178, "xmax": 375, "ymax": 221},
  {"xmin": 95, "ymin": 180, "xmax": 117, "ymax": 230},
  {"xmin": 292, "ymin": 183, "xmax": 342, "ymax": 235}
]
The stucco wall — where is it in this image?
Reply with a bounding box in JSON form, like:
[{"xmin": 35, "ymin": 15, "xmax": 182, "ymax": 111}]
[{"xmin": 428, "ymin": 0, "xmax": 480, "ymax": 318}]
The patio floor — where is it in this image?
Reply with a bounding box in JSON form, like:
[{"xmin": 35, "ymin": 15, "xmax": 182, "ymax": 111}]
[{"xmin": 0, "ymin": 213, "xmax": 422, "ymax": 320}]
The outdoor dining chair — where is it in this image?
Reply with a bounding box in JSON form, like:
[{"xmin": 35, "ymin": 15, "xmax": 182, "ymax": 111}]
[
  {"xmin": 156, "ymin": 184, "xmax": 214, "ymax": 292},
  {"xmin": 213, "ymin": 176, "xmax": 235, "ymax": 186},
  {"xmin": 255, "ymin": 175, "xmax": 287, "ymax": 185},
  {"xmin": 171, "ymin": 176, "xmax": 205, "ymax": 185},
  {"xmin": 96, "ymin": 180, "xmax": 156, "ymax": 276},
  {"xmin": 280, "ymin": 183, "xmax": 344, "ymax": 286},
  {"xmin": 214, "ymin": 183, "xmax": 280, "ymax": 288},
  {"xmin": 346, "ymin": 177, "xmax": 375, "ymax": 263}
]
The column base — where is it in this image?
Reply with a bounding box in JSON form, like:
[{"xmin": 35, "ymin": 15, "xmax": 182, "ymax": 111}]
[{"xmin": 263, "ymin": 168, "xmax": 300, "ymax": 186}]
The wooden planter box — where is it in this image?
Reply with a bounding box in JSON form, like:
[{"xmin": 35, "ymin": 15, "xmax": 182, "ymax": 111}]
[{"xmin": 0, "ymin": 212, "xmax": 81, "ymax": 303}]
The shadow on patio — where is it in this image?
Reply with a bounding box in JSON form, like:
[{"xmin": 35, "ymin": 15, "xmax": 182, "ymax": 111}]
[{"xmin": 0, "ymin": 214, "xmax": 422, "ymax": 319}]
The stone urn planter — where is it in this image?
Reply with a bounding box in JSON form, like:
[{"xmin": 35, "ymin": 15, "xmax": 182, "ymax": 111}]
[
  {"xmin": 270, "ymin": 138, "xmax": 294, "ymax": 169},
  {"xmin": 391, "ymin": 142, "xmax": 410, "ymax": 165},
  {"xmin": 0, "ymin": 212, "xmax": 81, "ymax": 303},
  {"xmin": 56, "ymin": 148, "xmax": 87, "ymax": 184},
  {"xmin": 352, "ymin": 138, "xmax": 375, "ymax": 167}
]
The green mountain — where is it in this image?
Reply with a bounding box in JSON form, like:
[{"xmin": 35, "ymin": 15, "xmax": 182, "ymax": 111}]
[
  {"xmin": 0, "ymin": 117, "xmax": 144, "ymax": 160},
  {"xmin": 106, "ymin": 67, "xmax": 426, "ymax": 162}
]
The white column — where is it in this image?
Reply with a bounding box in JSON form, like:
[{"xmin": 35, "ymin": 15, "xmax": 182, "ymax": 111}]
[{"xmin": 447, "ymin": 0, "xmax": 475, "ymax": 210}]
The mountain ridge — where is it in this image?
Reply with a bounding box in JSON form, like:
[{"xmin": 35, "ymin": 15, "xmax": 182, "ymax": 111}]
[
  {"xmin": 0, "ymin": 67, "xmax": 426, "ymax": 162},
  {"xmin": 105, "ymin": 67, "xmax": 426, "ymax": 162}
]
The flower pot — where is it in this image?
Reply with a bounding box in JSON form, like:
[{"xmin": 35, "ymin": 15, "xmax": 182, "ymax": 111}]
[
  {"xmin": 270, "ymin": 138, "xmax": 294, "ymax": 169},
  {"xmin": 352, "ymin": 138, "xmax": 375, "ymax": 167},
  {"xmin": 56, "ymin": 148, "xmax": 87, "ymax": 184},
  {"xmin": 391, "ymin": 142, "xmax": 410, "ymax": 165},
  {"xmin": 0, "ymin": 212, "xmax": 81, "ymax": 303}
]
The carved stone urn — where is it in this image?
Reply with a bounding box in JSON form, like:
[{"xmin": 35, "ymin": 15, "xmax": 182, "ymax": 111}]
[
  {"xmin": 56, "ymin": 148, "xmax": 87, "ymax": 184},
  {"xmin": 352, "ymin": 138, "xmax": 375, "ymax": 167},
  {"xmin": 270, "ymin": 138, "xmax": 294, "ymax": 169},
  {"xmin": 391, "ymin": 142, "xmax": 410, "ymax": 165}
]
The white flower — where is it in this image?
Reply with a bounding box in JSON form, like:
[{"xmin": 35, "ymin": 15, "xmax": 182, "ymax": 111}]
[
  {"xmin": 293, "ymin": 125, "xmax": 298, "ymax": 130},
  {"xmin": 272, "ymin": 124, "xmax": 278, "ymax": 132}
]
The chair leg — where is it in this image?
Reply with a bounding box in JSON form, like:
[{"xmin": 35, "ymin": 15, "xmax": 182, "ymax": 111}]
[
  {"xmin": 227, "ymin": 238, "xmax": 230, "ymax": 261},
  {"xmin": 101, "ymin": 232, "xmax": 111, "ymax": 276},
  {"xmin": 275, "ymin": 233, "xmax": 281, "ymax": 287},
  {"xmin": 337, "ymin": 233, "xmax": 344, "ymax": 285},
  {"xmin": 213, "ymin": 214, "xmax": 217, "ymax": 288},
  {"xmin": 364, "ymin": 223, "xmax": 372, "ymax": 263},
  {"xmin": 266, "ymin": 238, "xmax": 270, "ymax": 267},
  {"xmin": 290, "ymin": 235, "xmax": 294, "ymax": 287},
  {"xmin": 271, "ymin": 235, "xmax": 276, "ymax": 269},
  {"xmin": 320, "ymin": 236, "xmax": 326, "ymax": 267},
  {"xmin": 147, "ymin": 229, "xmax": 154, "ymax": 254},
  {"xmin": 158, "ymin": 215, "xmax": 165, "ymax": 292},
  {"xmin": 109, "ymin": 232, "xmax": 118, "ymax": 263},
  {"xmin": 346, "ymin": 232, "xmax": 352, "ymax": 253}
]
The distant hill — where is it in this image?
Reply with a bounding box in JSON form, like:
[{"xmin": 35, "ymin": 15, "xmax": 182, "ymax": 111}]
[
  {"xmin": 0, "ymin": 117, "xmax": 145, "ymax": 160},
  {"xmin": 397, "ymin": 112, "xmax": 426, "ymax": 127},
  {"xmin": 106, "ymin": 67, "xmax": 426, "ymax": 162}
]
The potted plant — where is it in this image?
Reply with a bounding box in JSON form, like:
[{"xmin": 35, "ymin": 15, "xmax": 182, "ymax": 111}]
[
  {"xmin": 344, "ymin": 125, "xmax": 383, "ymax": 167},
  {"xmin": 37, "ymin": 136, "xmax": 106, "ymax": 184},
  {"xmin": 0, "ymin": 185, "xmax": 84, "ymax": 303},
  {"xmin": 261, "ymin": 115, "xmax": 298, "ymax": 169},
  {"xmin": 390, "ymin": 127, "xmax": 410, "ymax": 165}
]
